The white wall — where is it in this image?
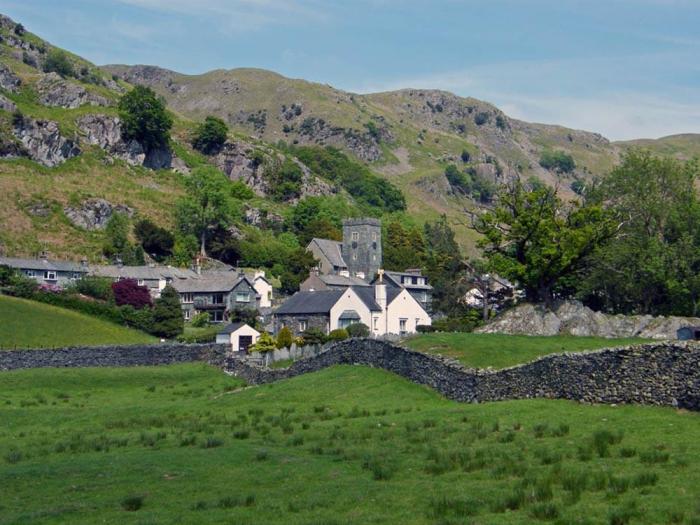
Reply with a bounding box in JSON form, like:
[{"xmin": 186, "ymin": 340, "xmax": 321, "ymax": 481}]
[
  {"xmin": 383, "ymin": 289, "xmax": 431, "ymax": 335},
  {"xmin": 328, "ymin": 288, "xmax": 373, "ymax": 332},
  {"xmin": 229, "ymin": 324, "xmax": 261, "ymax": 352},
  {"xmin": 254, "ymin": 277, "xmax": 273, "ymax": 308}
]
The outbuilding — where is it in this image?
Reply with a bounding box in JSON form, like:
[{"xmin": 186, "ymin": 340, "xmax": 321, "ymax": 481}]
[{"xmin": 216, "ymin": 323, "xmax": 261, "ymax": 353}]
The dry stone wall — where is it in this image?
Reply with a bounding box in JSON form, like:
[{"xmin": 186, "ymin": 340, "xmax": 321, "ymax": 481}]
[
  {"xmin": 226, "ymin": 339, "xmax": 700, "ymax": 411},
  {"xmin": 0, "ymin": 343, "xmax": 228, "ymax": 371}
]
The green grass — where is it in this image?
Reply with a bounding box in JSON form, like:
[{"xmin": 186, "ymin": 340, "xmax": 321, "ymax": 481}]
[
  {"xmin": 1, "ymin": 363, "xmax": 699, "ymax": 524},
  {"xmin": 0, "ymin": 295, "xmax": 156, "ymax": 349},
  {"xmin": 402, "ymin": 332, "xmax": 650, "ymax": 369}
]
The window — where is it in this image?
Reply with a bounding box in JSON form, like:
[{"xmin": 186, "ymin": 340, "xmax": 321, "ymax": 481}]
[
  {"xmin": 137, "ymin": 279, "xmax": 145, "ymax": 286},
  {"xmin": 211, "ymin": 311, "xmax": 224, "ymax": 322},
  {"xmin": 212, "ymin": 293, "xmax": 224, "ymax": 304},
  {"xmin": 235, "ymin": 291, "xmax": 250, "ymax": 302},
  {"xmin": 182, "ymin": 293, "xmax": 193, "ymax": 304},
  {"xmin": 72, "ymin": 272, "xmax": 81, "ymax": 279},
  {"xmin": 399, "ymin": 318, "xmax": 407, "ymax": 335},
  {"xmin": 351, "ymin": 231, "xmax": 359, "ymax": 241},
  {"xmin": 299, "ymin": 319, "xmax": 308, "ymax": 332},
  {"xmin": 267, "ymin": 291, "xmax": 272, "ymax": 301},
  {"xmin": 43, "ymin": 270, "xmax": 57, "ymax": 281},
  {"xmin": 415, "ymin": 318, "xmax": 420, "ymax": 330},
  {"xmin": 352, "ymin": 253, "xmax": 357, "ymax": 261},
  {"xmin": 372, "ymin": 232, "xmax": 377, "ymax": 241},
  {"xmin": 184, "ymin": 310, "xmax": 190, "ymax": 320},
  {"xmin": 24, "ymin": 270, "xmax": 35, "ymax": 277},
  {"xmin": 339, "ymin": 318, "xmax": 353, "ymax": 329},
  {"xmin": 373, "ymin": 317, "xmax": 378, "ymax": 331}
]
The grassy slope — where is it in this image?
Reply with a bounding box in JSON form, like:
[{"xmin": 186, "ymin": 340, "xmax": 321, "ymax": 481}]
[
  {"xmin": 0, "ymin": 295, "xmax": 155, "ymax": 348},
  {"xmin": 1, "ymin": 363, "xmax": 699, "ymax": 524},
  {"xmin": 616, "ymin": 133, "xmax": 700, "ymax": 160},
  {"xmin": 402, "ymin": 333, "xmax": 649, "ymax": 369}
]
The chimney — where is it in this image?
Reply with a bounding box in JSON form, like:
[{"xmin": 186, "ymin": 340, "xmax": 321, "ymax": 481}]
[
  {"xmin": 39, "ymin": 250, "xmax": 48, "ymax": 260},
  {"xmin": 194, "ymin": 256, "xmax": 201, "ymax": 275},
  {"xmin": 375, "ymin": 281, "xmax": 387, "ymax": 311}
]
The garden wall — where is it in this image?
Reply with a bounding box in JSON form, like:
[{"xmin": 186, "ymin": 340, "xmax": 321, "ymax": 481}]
[
  {"xmin": 226, "ymin": 339, "xmax": 700, "ymax": 411},
  {"xmin": 0, "ymin": 343, "xmax": 229, "ymax": 371}
]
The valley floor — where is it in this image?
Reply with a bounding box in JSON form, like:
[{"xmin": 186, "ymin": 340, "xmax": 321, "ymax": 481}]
[{"xmin": 1, "ymin": 363, "xmax": 699, "ymax": 524}]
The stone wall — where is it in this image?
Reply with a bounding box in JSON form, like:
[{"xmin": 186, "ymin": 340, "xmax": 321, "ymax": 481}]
[
  {"xmin": 225, "ymin": 339, "xmax": 700, "ymax": 411},
  {"xmin": 0, "ymin": 343, "xmax": 229, "ymax": 371}
]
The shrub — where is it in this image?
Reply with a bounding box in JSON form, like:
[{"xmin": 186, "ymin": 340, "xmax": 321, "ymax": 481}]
[
  {"xmin": 190, "ymin": 312, "xmax": 210, "ymax": 328},
  {"xmin": 328, "ymin": 328, "xmax": 348, "ymax": 341},
  {"xmin": 301, "ymin": 328, "xmax": 327, "ymax": 345},
  {"xmin": 14, "ymin": 23, "xmax": 25, "ymax": 35},
  {"xmin": 73, "ymin": 276, "xmax": 114, "ymax": 302},
  {"xmin": 346, "ymin": 323, "xmax": 369, "ymax": 338},
  {"xmin": 474, "ymin": 112, "xmax": 490, "ymax": 126},
  {"xmin": 118, "ymin": 85, "xmax": 172, "ymax": 151},
  {"xmin": 43, "ymin": 49, "xmax": 73, "ymax": 77},
  {"xmin": 461, "ymin": 149, "xmax": 471, "ymax": 162},
  {"xmin": 134, "ymin": 219, "xmax": 174, "ymax": 260},
  {"xmin": 248, "ymin": 332, "xmax": 276, "ymax": 353},
  {"xmin": 120, "ymin": 495, "xmax": 144, "ymax": 511},
  {"xmin": 112, "ymin": 279, "xmax": 152, "ymax": 309},
  {"xmin": 539, "ymin": 149, "xmax": 576, "ymax": 173},
  {"xmin": 416, "ymin": 324, "xmax": 436, "ymax": 333},
  {"xmin": 495, "ymin": 114, "xmax": 507, "ymax": 129},
  {"xmin": 276, "ymin": 326, "xmax": 293, "ymax": 349},
  {"xmin": 150, "ymin": 285, "xmax": 184, "ymax": 338},
  {"xmin": 192, "ymin": 116, "xmax": 228, "ymax": 154}
]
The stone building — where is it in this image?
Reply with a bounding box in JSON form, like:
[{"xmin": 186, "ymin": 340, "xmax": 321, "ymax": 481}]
[
  {"xmin": 342, "ymin": 218, "xmax": 382, "ymax": 280},
  {"xmin": 0, "ymin": 255, "xmax": 88, "ymax": 287}
]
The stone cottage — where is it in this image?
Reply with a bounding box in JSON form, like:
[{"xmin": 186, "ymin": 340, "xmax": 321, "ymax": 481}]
[{"xmin": 0, "ymin": 255, "xmax": 88, "ymax": 287}]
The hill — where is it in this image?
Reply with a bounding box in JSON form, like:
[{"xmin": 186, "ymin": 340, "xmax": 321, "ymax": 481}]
[
  {"xmin": 0, "ymin": 295, "xmax": 156, "ymax": 348},
  {"xmin": 2, "ymin": 363, "xmax": 699, "ymax": 523}
]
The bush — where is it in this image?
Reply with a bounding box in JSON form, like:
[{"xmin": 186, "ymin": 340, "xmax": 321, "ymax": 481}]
[
  {"xmin": 248, "ymin": 332, "xmax": 276, "ymax": 353},
  {"xmin": 431, "ymin": 311, "xmax": 482, "ymax": 332},
  {"xmin": 416, "ymin": 324, "xmax": 436, "ymax": 333},
  {"xmin": 461, "ymin": 149, "xmax": 471, "ymax": 162},
  {"xmin": 301, "ymin": 328, "xmax": 327, "ymax": 345},
  {"xmin": 192, "ymin": 116, "xmax": 228, "ymax": 154},
  {"xmin": 118, "ymin": 85, "xmax": 172, "ymax": 151},
  {"xmin": 120, "ymin": 495, "xmax": 144, "ymax": 512},
  {"xmin": 276, "ymin": 326, "xmax": 293, "ymax": 349},
  {"xmin": 134, "ymin": 219, "xmax": 174, "ymax": 261},
  {"xmin": 474, "ymin": 112, "xmax": 490, "ymax": 126},
  {"xmin": 43, "ymin": 49, "xmax": 73, "ymax": 77},
  {"xmin": 346, "ymin": 323, "xmax": 370, "ymax": 338},
  {"xmin": 328, "ymin": 328, "xmax": 348, "ymax": 341},
  {"xmin": 14, "ymin": 23, "xmax": 25, "ymax": 36},
  {"xmin": 149, "ymin": 285, "xmax": 183, "ymax": 338},
  {"xmin": 112, "ymin": 279, "xmax": 152, "ymax": 310},
  {"xmin": 73, "ymin": 276, "xmax": 114, "ymax": 302},
  {"xmin": 190, "ymin": 312, "xmax": 210, "ymax": 328},
  {"xmin": 539, "ymin": 149, "xmax": 576, "ymax": 173}
]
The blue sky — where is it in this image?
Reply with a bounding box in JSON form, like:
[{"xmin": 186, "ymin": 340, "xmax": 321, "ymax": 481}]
[{"xmin": 2, "ymin": 0, "xmax": 699, "ymax": 140}]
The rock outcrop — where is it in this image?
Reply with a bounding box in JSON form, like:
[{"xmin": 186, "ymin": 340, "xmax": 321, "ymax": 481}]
[
  {"xmin": 476, "ymin": 300, "xmax": 700, "ymax": 340},
  {"xmin": 12, "ymin": 117, "xmax": 80, "ymax": 167},
  {"xmin": 0, "ymin": 93, "xmax": 17, "ymax": 112},
  {"xmin": 63, "ymin": 198, "xmax": 133, "ymax": 230},
  {"xmin": 77, "ymin": 114, "xmax": 172, "ymax": 169},
  {"xmin": 0, "ymin": 63, "xmax": 21, "ymax": 92},
  {"xmin": 35, "ymin": 73, "xmax": 110, "ymax": 109}
]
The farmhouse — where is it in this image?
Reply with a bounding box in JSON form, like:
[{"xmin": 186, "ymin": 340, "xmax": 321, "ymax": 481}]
[
  {"xmin": 0, "ymin": 255, "xmax": 87, "ymax": 287},
  {"xmin": 274, "ymin": 279, "xmax": 431, "ymax": 337}
]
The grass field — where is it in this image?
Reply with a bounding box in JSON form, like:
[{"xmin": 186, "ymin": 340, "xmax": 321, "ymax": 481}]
[
  {"xmin": 0, "ymin": 295, "xmax": 156, "ymax": 349},
  {"xmin": 402, "ymin": 333, "xmax": 650, "ymax": 369},
  {"xmin": 1, "ymin": 363, "xmax": 699, "ymax": 524}
]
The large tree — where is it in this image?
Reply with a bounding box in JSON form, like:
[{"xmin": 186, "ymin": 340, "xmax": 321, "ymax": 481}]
[
  {"xmin": 150, "ymin": 285, "xmax": 184, "ymax": 338},
  {"xmin": 192, "ymin": 116, "xmax": 228, "ymax": 154},
  {"xmin": 118, "ymin": 85, "xmax": 173, "ymax": 151},
  {"xmin": 473, "ymin": 179, "xmax": 616, "ymax": 306},
  {"xmin": 383, "ymin": 221, "xmax": 426, "ymax": 271},
  {"xmin": 176, "ymin": 166, "xmax": 239, "ymax": 257},
  {"xmin": 423, "ymin": 216, "xmax": 464, "ymax": 315}
]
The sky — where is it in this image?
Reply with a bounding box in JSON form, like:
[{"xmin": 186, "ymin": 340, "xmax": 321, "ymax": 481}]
[{"xmin": 2, "ymin": 0, "xmax": 699, "ymax": 140}]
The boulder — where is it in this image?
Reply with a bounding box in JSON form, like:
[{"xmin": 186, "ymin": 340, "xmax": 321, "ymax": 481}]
[
  {"xmin": 476, "ymin": 299, "xmax": 700, "ymax": 340},
  {"xmin": 63, "ymin": 198, "xmax": 133, "ymax": 230},
  {"xmin": 35, "ymin": 73, "xmax": 110, "ymax": 109},
  {"xmin": 0, "ymin": 93, "xmax": 17, "ymax": 112},
  {"xmin": 12, "ymin": 117, "xmax": 80, "ymax": 167},
  {"xmin": 0, "ymin": 63, "xmax": 21, "ymax": 93}
]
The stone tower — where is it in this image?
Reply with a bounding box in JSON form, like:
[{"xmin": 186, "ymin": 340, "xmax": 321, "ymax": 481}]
[{"xmin": 342, "ymin": 218, "xmax": 382, "ymax": 280}]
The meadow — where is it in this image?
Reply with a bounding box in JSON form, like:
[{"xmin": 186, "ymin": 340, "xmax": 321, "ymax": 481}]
[
  {"xmin": 403, "ymin": 332, "xmax": 649, "ymax": 368},
  {"xmin": 1, "ymin": 362, "xmax": 699, "ymax": 524},
  {"xmin": 0, "ymin": 295, "xmax": 156, "ymax": 349}
]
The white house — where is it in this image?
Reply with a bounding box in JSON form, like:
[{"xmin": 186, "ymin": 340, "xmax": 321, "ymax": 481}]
[
  {"xmin": 216, "ymin": 322, "xmax": 261, "ymax": 353},
  {"xmin": 273, "ymin": 280, "xmax": 430, "ymax": 337},
  {"xmin": 251, "ymin": 271, "xmax": 273, "ymax": 308}
]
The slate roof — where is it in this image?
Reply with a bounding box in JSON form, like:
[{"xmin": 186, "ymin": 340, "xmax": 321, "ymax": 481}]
[
  {"xmin": 319, "ymin": 274, "xmax": 370, "ymax": 287},
  {"xmin": 275, "ymin": 290, "xmax": 345, "ymax": 315},
  {"xmin": 339, "ymin": 310, "xmax": 361, "ymax": 320},
  {"xmin": 171, "ymin": 273, "xmax": 243, "ymax": 293},
  {"xmin": 90, "ymin": 265, "xmax": 197, "ymax": 281},
  {"xmin": 309, "ymin": 238, "xmax": 346, "ymax": 269},
  {"xmin": 351, "ymin": 286, "xmax": 383, "ymax": 311},
  {"xmin": 217, "ymin": 322, "xmax": 259, "ymax": 335},
  {"xmin": 0, "ymin": 256, "xmax": 86, "ymax": 273},
  {"xmin": 382, "ymin": 270, "xmax": 433, "ymax": 290}
]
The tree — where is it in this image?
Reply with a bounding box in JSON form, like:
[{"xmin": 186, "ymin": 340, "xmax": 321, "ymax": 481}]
[
  {"xmin": 74, "ymin": 276, "xmax": 114, "ymax": 302},
  {"xmin": 424, "ymin": 216, "xmax": 465, "ymax": 315},
  {"xmin": 150, "ymin": 285, "xmax": 184, "ymax": 338},
  {"xmin": 301, "ymin": 328, "xmax": 327, "ymax": 345},
  {"xmin": 175, "ymin": 166, "xmax": 239, "ymax": 257},
  {"xmin": 279, "ymin": 247, "xmax": 317, "ymax": 294},
  {"xmin": 383, "ymin": 221, "xmax": 426, "ymax": 271},
  {"xmin": 118, "ymin": 85, "xmax": 172, "ymax": 151},
  {"xmin": 192, "ymin": 116, "xmax": 228, "ymax": 154},
  {"xmin": 134, "ymin": 219, "xmax": 174, "ymax": 261},
  {"xmin": 103, "ymin": 213, "xmax": 144, "ymax": 265},
  {"xmin": 43, "ymin": 49, "xmax": 73, "ymax": 77},
  {"xmin": 539, "ymin": 150, "xmax": 576, "ymax": 173},
  {"xmin": 14, "ymin": 23, "xmax": 25, "ymax": 36},
  {"xmin": 276, "ymin": 326, "xmax": 293, "ymax": 349},
  {"xmin": 112, "ymin": 279, "xmax": 152, "ymax": 309},
  {"xmin": 346, "ymin": 323, "xmax": 369, "ymax": 338},
  {"xmin": 473, "ymin": 179, "xmax": 616, "ymax": 306}
]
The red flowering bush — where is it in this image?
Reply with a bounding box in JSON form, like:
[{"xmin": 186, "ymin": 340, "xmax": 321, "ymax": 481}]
[{"xmin": 111, "ymin": 279, "xmax": 152, "ymax": 309}]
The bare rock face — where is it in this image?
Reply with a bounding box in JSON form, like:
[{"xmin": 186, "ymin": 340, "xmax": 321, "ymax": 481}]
[
  {"xmin": 76, "ymin": 114, "xmax": 172, "ymax": 169},
  {"xmin": 477, "ymin": 300, "xmax": 700, "ymax": 340},
  {"xmin": 243, "ymin": 206, "xmax": 284, "ymax": 227},
  {"xmin": 0, "ymin": 93, "xmax": 17, "ymax": 112},
  {"xmin": 63, "ymin": 198, "xmax": 133, "ymax": 230},
  {"xmin": 0, "ymin": 63, "xmax": 21, "ymax": 93},
  {"xmin": 36, "ymin": 73, "xmax": 110, "ymax": 109},
  {"xmin": 12, "ymin": 117, "xmax": 80, "ymax": 167}
]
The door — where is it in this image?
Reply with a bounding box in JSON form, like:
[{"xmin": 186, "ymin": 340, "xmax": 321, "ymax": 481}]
[{"xmin": 239, "ymin": 335, "xmax": 253, "ymax": 353}]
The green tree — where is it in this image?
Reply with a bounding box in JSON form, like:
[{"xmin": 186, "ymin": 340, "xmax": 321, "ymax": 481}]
[
  {"xmin": 103, "ymin": 213, "xmax": 144, "ymax": 265},
  {"xmin": 346, "ymin": 323, "xmax": 369, "ymax": 338},
  {"xmin": 276, "ymin": 326, "xmax": 293, "ymax": 349},
  {"xmin": 43, "ymin": 49, "xmax": 73, "ymax": 77},
  {"xmin": 150, "ymin": 285, "xmax": 184, "ymax": 338},
  {"xmin": 118, "ymin": 85, "xmax": 173, "ymax": 151},
  {"xmin": 192, "ymin": 116, "xmax": 228, "ymax": 154},
  {"xmin": 279, "ymin": 248, "xmax": 317, "ymax": 294},
  {"xmin": 474, "ymin": 180, "xmax": 616, "ymax": 306},
  {"xmin": 424, "ymin": 216, "xmax": 464, "ymax": 315},
  {"xmin": 539, "ymin": 150, "xmax": 576, "ymax": 173},
  {"xmin": 134, "ymin": 218, "xmax": 174, "ymax": 261},
  {"xmin": 175, "ymin": 166, "xmax": 239, "ymax": 257},
  {"xmin": 383, "ymin": 221, "xmax": 426, "ymax": 271}
]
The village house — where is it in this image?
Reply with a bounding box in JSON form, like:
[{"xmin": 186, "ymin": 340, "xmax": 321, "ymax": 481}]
[
  {"xmin": 300, "ymin": 271, "xmax": 370, "ymax": 292},
  {"xmin": 370, "ymin": 269, "xmax": 433, "ymax": 313},
  {"xmin": 274, "ymin": 276, "xmax": 431, "ymax": 337},
  {"xmin": 89, "ymin": 264, "xmax": 198, "ymax": 298},
  {"xmin": 0, "ymin": 255, "xmax": 88, "ymax": 287}
]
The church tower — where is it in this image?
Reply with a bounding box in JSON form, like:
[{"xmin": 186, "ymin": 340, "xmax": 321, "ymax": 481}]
[{"xmin": 342, "ymin": 218, "xmax": 382, "ymax": 280}]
